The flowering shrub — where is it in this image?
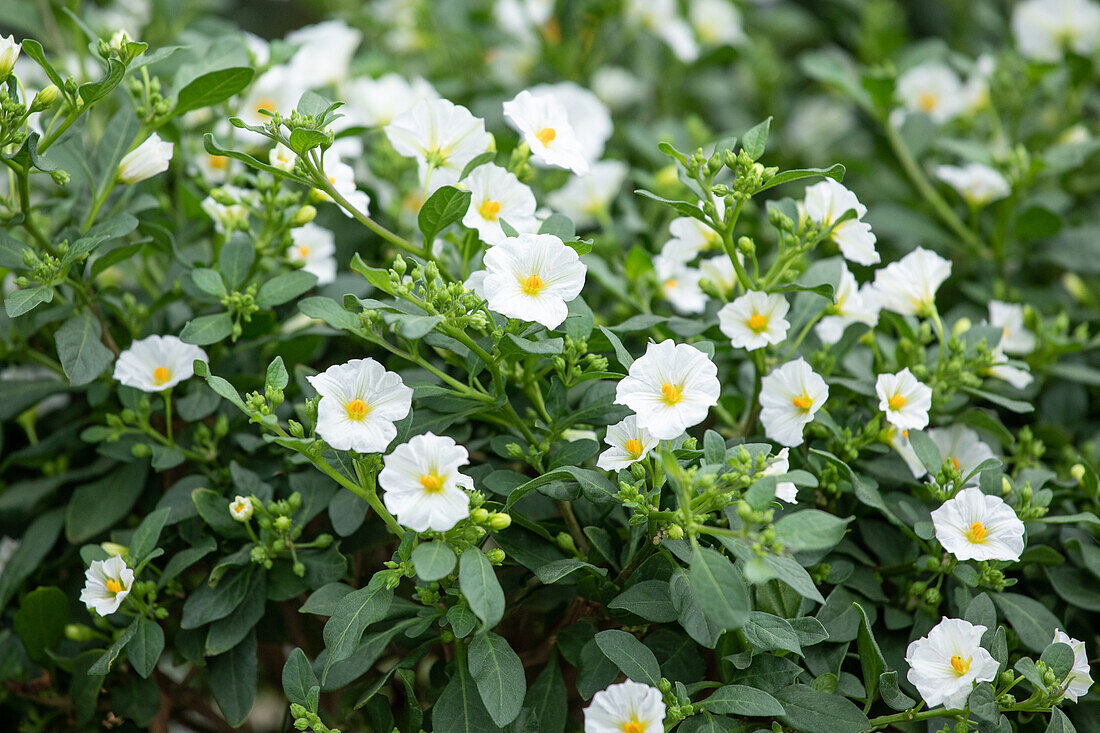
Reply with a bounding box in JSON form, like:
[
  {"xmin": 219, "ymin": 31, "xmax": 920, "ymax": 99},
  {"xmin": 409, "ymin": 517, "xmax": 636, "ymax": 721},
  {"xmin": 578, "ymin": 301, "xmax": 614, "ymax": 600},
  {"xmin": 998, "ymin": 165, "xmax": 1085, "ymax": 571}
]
[{"xmin": 4, "ymin": 1, "xmax": 1100, "ymax": 731}]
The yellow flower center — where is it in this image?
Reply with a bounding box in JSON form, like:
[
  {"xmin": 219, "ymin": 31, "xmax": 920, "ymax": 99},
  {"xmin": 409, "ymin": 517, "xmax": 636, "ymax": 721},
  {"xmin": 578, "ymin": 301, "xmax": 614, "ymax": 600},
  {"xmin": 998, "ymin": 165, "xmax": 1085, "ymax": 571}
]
[
  {"xmin": 791, "ymin": 394, "xmax": 813, "ymax": 411},
  {"xmin": 950, "ymin": 654, "xmax": 971, "ymax": 676},
  {"xmin": 966, "ymin": 521, "xmax": 987, "ymax": 543},
  {"xmin": 888, "ymin": 393, "xmax": 907, "ymax": 410},
  {"xmin": 208, "ymin": 154, "xmax": 228, "ymax": 170},
  {"xmin": 255, "ymin": 97, "xmax": 277, "ymax": 115},
  {"xmin": 105, "ymin": 578, "xmax": 124, "ymax": 595},
  {"xmin": 665, "ymin": 278, "xmax": 678, "ymax": 290},
  {"xmin": 478, "ymin": 199, "xmax": 502, "ymax": 220},
  {"xmin": 153, "ymin": 366, "xmax": 172, "ymax": 385},
  {"xmin": 950, "ymin": 456, "xmax": 960, "ymax": 471},
  {"xmin": 521, "ymin": 274, "xmax": 545, "ymax": 296},
  {"xmin": 621, "ymin": 721, "xmax": 646, "ymax": 733},
  {"xmin": 748, "ymin": 313, "xmax": 768, "ymax": 333},
  {"xmin": 419, "ymin": 473, "xmax": 444, "ymax": 493},
  {"xmin": 536, "ymin": 127, "xmax": 556, "ymax": 146},
  {"xmin": 625, "ymin": 439, "xmax": 644, "ymax": 458},
  {"xmin": 297, "ymin": 245, "xmax": 311, "ymax": 258},
  {"xmin": 345, "ymin": 399, "xmax": 371, "ymax": 421},
  {"xmin": 660, "ymin": 382, "xmax": 683, "ymax": 406},
  {"xmin": 918, "ymin": 91, "xmax": 939, "ymax": 112}
]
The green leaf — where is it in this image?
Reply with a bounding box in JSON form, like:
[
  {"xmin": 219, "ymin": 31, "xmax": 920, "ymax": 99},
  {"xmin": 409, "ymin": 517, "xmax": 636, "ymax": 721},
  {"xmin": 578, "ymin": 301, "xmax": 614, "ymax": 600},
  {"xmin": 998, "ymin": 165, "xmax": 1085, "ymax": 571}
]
[
  {"xmin": 700, "ymin": 685, "xmax": 785, "ymax": 717},
  {"xmin": 125, "ymin": 617, "xmax": 164, "ymax": 679},
  {"xmin": 5, "ymin": 286, "xmax": 54, "ymax": 317},
  {"xmin": 741, "ymin": 117, "xmax": 772, "ymax": 160},
  {"xmin": 1040, "ymin": 642, "xmax": 1075, "ymax": 682},
  {"xmin": 283, "ymin": 648, "xmax": 320, "ymax": 712},
  {"xmin": 772, "ymin": 510, "xmax": 852, "ymax": 552},
  {"xmin": 690, "ymin": 546, "xmax": 750, "ymax": 631},
  {"xmin": 55, "ymin": 311, "xmax": 114, "ymax": 386},
  {"xmin": 350, "ymin": 253, "xmax": 396, "ymax": 293},
  {"xmin": 190, "ymin": 268, "xmax": 227, "ymax": 297},
  {"xmin": 129, "ymin": 508, "xmax": 171, "ymax": 566},
  {"xmin": 78, "ymin": 58, "xmax": 126, "ymax": 105},
  {"xmin": 634, "ymin": 189, "xmax": 707, "ymax": 220},
  {"xmin": 526, "ymin": 655, "xmax": 567, "ymax": 733},
  {"xmin": 992, "ymin": 592, "xmax": 1061, "ymax": 652},
  {"xmin": 608, "ymin": 581, "xmax": 678, "ymax": 622},
  {"xmin": 758, "ymin": 164, "xmax": 845, "ymax": 192},
  {"xmin": 459, "ymin": 548, "xmax": 505, "ymax": 630},
  {"xmin": 468, "ymin": 632, "xmax": 525, "ymax": 726},
  {"xmin": 65, "ymin": 461, "xmax": 147, "ymax": 543},
  {"xmin": 298, "ymin": 296, "xmax": 361, "ymax": 331},
  {"xmin": 289, "ymin": 127, "xmax": 332, "ymax": 155},
  {"xmin": 181, "ymin": 565, "xmax": 254, "ymax": 629},
  {"xmin": 89, "ymin": 619, "xmax": 139, "ymax": 675},
  {"xmin": 594, "ymin": 629, "xmax": 661, "ymax": 686},
  {"xmin": 322, "ymin": 574, "xmax": 394, "ymax": 678},
  {"xmin": 209, "ymin": 631, "xmax": 258, "ymax": 727},
  {"xmin": 256, "ymin": 270, "xmax": 317, "ymax": 307},
  {"xmin": 906, "ymin": 430, "xmax": 943, "ymax": 475},
  {"xmin": 853, "ymin": 602, "xmax": 886, "ymax": 704},
  {"xmin": 205, "ymin": 570, "xmax": 266, "ymax": 655},
  {"xmin": 434, "ymin": 655, "xmax": 503, "ymax": 733},
  {"xmin": 878, "ymin": 671, "xmax": 915, "ymax": 710},
  {"xmin": 20, "ymin": 40, "xmax": 67, "ymax": 92},
  {"xmin": 412, "ymin": 541, "xmax": 457, "ymax": 581},
  {"xmin": 1046, "ymin": 708, "xmax": 1074, "ymax": 733},
  {"xmin": 219, "ymin": 234, "xmax": 255, "ymax": 288},
  {"xmin": 204, "ymin": 133, "xmax": 314, "ymax": 186},
  {"xmin": 174, "ymin": 66, "xmax": 255, "ymax": 116},
  {"xmin": 0, "ymin": 509, "xmax": 64, "ymax": 613},
  {"xmin": 968, "ymin": 683, "xmax": 998, "ymax": 721},
  {"xmin": 13, "ymin": 586, "xmax": 68, "ymax": 664},
  {"xmin": 776, "ymin": 684, "xmax": 871, "ymax": 733},
  {"xmin": 419, "ymin": 185, "xmax": 472, "ymax": 244},
  {"xmin": 180, "ymin": 312, "xmax": 233, "ymax": 345}
]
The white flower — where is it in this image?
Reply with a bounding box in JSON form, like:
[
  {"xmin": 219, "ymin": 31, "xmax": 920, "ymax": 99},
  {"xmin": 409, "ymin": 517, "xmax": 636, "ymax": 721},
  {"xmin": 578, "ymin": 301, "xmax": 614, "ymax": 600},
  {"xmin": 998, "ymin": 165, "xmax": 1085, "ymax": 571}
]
[
  {"xmin": 627, "ymin": 0, "xmax": 699, "ymax": 63},
  {"xmin": 0, "ymin": 536, "xmax": 19, "ymax": 577},
  {"xmin": 269, "ymin": 143, "xmax": 296, "ymax": 172},
  {"xmin": 872, "ymin": 247, "xmax": 952, "ymax": 316},
  {"xmin": 591, "ymin": 66, "xmax": 648, "ymax": 110},
  {"xmin": 931, "ymin": 487, "xmax": 1025, "ymax": 562},
  {"xmin": 1051, "ymin": 629, "xmax": 1094, "ymax": 702},
  {"xmin": 385, "ymin": 99, "xmax": 493, "ymax": 192},
  {"xmin": 113, "ymin": 335, "xmax": 208, "ymax": 392},
  {"xmin": 80, "ymin": 555, "xmax": 135, "ymax": 616},
  {"xmin": 876, "ymin": 368, "xmax": 933, "ymax": 431},
  {"xmin": 762, "ymin": 448, "xmax": 798, "ymax": 503},
  {"xmin": 0, "ymin": 35, "xmax": 21, "ymax": 79},
  {"xmin": 1013, "ymin": 0, "xmax": 1100, "ymax": 62},
  {"xmin": 935, "ymin": 164, "xmax": 1010, "ymax": 207},
  {"xmin": 529, "ymin": 82, "xmax": 613, "ymax": 163},
  {"xmin": 960, "ymin": 55, "xmax": 995, "ymax": 114},
  {"xmin": 928, "ymin": 425, "xmax": 997, "ymax": 486},
  {"xmin": 905, "ymin": 617, "xmax": 999, "ymax": 710},
  {"xmin": 986, "ymin": 345, "xmax": 1034, "ymax": 390},
  {"xmin": 699, "ymin": 255, "xmax": 738, "ymax": 296},
  {"xmin": 286, "ymin": 20, "xmax": 362, "ymax": 88},
  {"xmin": 614, "ymin": 340, "xmax": 721, "ymax": 441},
  {"xmin": 802, "ymin": 180, "xmax": 879, "ymax": 266},
  {"xmin": 194, "ymin": 149, "xmax": 233, "ymax": 184},
  {"xmin": 584, "ymin": 680, "xmax": 666, "ymax": 733},
  {"xmin": 662, "ymin": 203, "xmax": 724, "ymax": 263},
  {"xmin": 464, "ymin": 269, "xmax": 489, "ymax": 300},
  {"xmin": 896, "ymin": 62, "xmax": 965, "ymax": 123},
  {"xmin": 503, "ymin": 90, "xmax": 589, "ymax": 175},
  {"xmin": 815, "ymin": 267, "xmax": 880, "ymax": 344},
  {"xmin": 689, "ymin": 0, "xmax": 747, "ymax": 48},
  {"xmin": 988, "ymin": 301, "xmax": 1036, "ymax": 355},
  {"xmin": 229, "ymin": 496, "xmax": 254, "ymax": 522},
  {"xmin": 482, "ymin": 233, "xmax": 587, "ymax": 329},
  {"xmin": 201, "ymin": 185, "xmax": 251, "ymax": 233},
  {"xmin": 379, "ymin": 432, "xmax": 473, "ymax": 532},
  {"xmin": 342, "ymin": 73, "xmax": 438, "ymax": 127},
  {"xmin": 546, "ymin": 160, "xmax": 628, "ymax": 229},
  {"xmin": 759, "ymin": 358, "xmax": 829, "ymax": 447},
  {"xmin": 718, "ymin": 291, "xmax": 790, "ymax": 351},
  {"xmin": 118, "ymin": 133, "xmax": 173, "ymax": 184},
  {"xmin": 307, "ymin": 359, "xmax": 413, "ymax": 453},
  {"xmin": 461, "ymin": 163, "xmax": 539, "ymax": 244},
  {"xmin": 289, "ymin": 223, "xmax": 337, "ymax": 285},
  {"xmin": 320, "ymin": 159, "xmax": 371, "ymax": 217},
  {"xmin": 654, "ymin": 255, "xmax": 707, "ymax": 315},
  {"xmin": 597, "ymin": 415, "xmax": 659, "ymax": 471}
]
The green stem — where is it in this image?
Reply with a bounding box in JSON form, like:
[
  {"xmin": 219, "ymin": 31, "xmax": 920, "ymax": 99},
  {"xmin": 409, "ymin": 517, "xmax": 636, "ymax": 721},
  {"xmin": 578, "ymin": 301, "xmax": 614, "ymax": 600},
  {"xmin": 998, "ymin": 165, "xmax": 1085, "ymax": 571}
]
[
  {"xmin": 163, "ymin": 389, "xmax": 173, "ymax": 444},
  {"xmin": 352, "ymin": 456, "xmax": 406, "ymax": 538}
]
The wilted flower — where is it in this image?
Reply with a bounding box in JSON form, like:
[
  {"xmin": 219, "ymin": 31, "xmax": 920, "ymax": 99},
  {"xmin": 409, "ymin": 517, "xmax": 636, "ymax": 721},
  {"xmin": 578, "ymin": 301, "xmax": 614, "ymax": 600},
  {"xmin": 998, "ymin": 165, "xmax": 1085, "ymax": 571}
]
[
  {"xmin": 547, "ymin": 160, "xmax": 628, "ymax": 229},
  {"xmin": 905, "ymin": 617, "xmax": 999, "ymax": 709},
  {"xmin": 379, "ymin": 432, "xmax": 473, "ymax": 532},
  {"xmin": 503, "ymin": 90, "xmax": 589, "ymax": 175},
  {"xmin": 461, "ymin": 163, "xmax": 539, "ymax": 244},
  {"xmin": 385, "ymin": 98, "xmax": 493, "ymax": 191},
  {"xmin": 113, "ymin": 335, "xmax": 208, "ymax": 392},
  {"xmin": 1051, "ymin": 629, "xmax": 1094, "ymax": 702},
  {"xmin": 718, "ymin": 291, "xmax": 790, "ymax": 351},
  {"xmin": 896, "ymin": 62, "xmax": 965, "ymax": 123},
  {"xmin": 229, "ymin": 496, "xmax": 254, "ymax": 522},
  {"xmin": 482, "ymin": 233, "xmax": 587, "ymax": 329},
  {"xmin": 760, "ymin": 358, "xmax": 829, "ymax": 447},
  {"xmin": 934, "ymin": 164, "xmax": 1010, "ymax": 207},
  {"xmin": 80, "ymin": 555, "xmax": 135, "ymax": 616},
  {"xmin": 615, "ymin": 340, "xmax": 721, "ymax": 441},
  {"xmin": 584, "ymin": 679, "xmax": 666, "ymax": 733},
  {"xmin": 872, "ymin": 247, "xmax": 952, "ymax": 316},
  {"xmin": 118, "ymin": 133, "xmax": 174, "ymax": 184},
  {"xmin": 597, "ymin": 415, "xmax": 659, "ymax": 471},
  {"xmin": 815, "ymin": 267, "xmax": 879, "ymax": 344},
  {"xmin": 876, "ymin": 368, "xmax": 933, "ymax": 431},
  {"xmin": 307, "ymin": 359, "xmax": 413, "ymax": 453},
  {"xmin": 289, "ymin": 223, "xmax": 337, "ymax": 285},
  {"xmin": 1012, "ymin": 0, "xmax": 1100, "ymax": 62},
  {"xmin": 802, "ymin": 180, "xmax": 879, "ymax": 266},
  {"xmin": 931, "ymin": 487, "xmax": 1025, "ymax": 562}
]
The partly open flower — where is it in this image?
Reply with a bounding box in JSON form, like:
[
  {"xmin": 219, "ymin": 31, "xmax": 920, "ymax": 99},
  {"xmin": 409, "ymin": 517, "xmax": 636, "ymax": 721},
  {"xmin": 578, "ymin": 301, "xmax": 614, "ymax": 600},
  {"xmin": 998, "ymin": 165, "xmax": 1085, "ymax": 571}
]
[
  {"xmin": 802, "ymin": 180, "xmax": 879, "ymax": 266},
  {"xmin": 896, "ymin": 62, "xmax": 965, "ymax": 123},
  {"xmin": 815, "ymin": 267, "xmax": 880, "ymax": 344},
  {"xmin": 699, "ymin": 255, "xmax": 738, "ymax": 296},
  {"xmin": 385, "ymin": 98, "xmax": 493, "ymax": 191},
  {"xmin": 80, "ymin": 555, "xmax": 135, "ymax": 616},
  {"xmin": 584, "ymin": 679, "xmax": 666, "ymax": 733},
  {"xmin": 528, "ymin": 82, "xmax": 613, "ymax": 162},
  {"xmin": 718, "ymin": 291, "xmax": 790, "ymax": 351},
  {"xmin": 0, "ymin": 35, "xmax": 21, "ymax": 79},
  {"xmin": 547, "ymin": 160, "xmax": 628, "ymax": 229},
  {"xmin": 931, "ymin": 487, "xmax": 1025, "ymax": 562},
  {"xmin": 482, "ymin": 233, "xmax": 587, "ymax": 329},
  {"xmin": 615, "ymin": 340, "xmax": 721, "ymax": 440},
  {"xmin": 654, "ymin": 255, "xmax": 707, "ymax": 315},
  {"xmin": 503, "ymin": 90, "xmax": 589, "ymax": 175},
  {"xmin": 762, "ymin": 448, "xmax": 798, "ymax": 503},
  {"xmin": 289, "ymin": 223, "xmax": 337, "ymax": 285},
  {"xmin": 876, "ymin": 368, "xmax": 933, "ymax": 431},
  {"xmin": 872, "ymin": 247, "xmax": 952, "ymax": 316},
  {"xmin": 759, "ymin": 358, "xmax": 829, "ymax": 447},
  {"xmin": 307, "ymin": 358, "xmax": 413, "ymax": 453},
  {"xmin": 1012, "ymin": 0, "xmax": 1100, "ymax": 62},
  {"xmin": 229, "ymin": 496, "xmax": 254, "ymax": 522},
  {"xmin": 986, "ymin": 345, "xmax": 1034, "ymax": 390},
  {"xmin": 118, "ymin": 133, "xmax": 174, "ymax": 184},
  {"xmin": 935, "ymin": 163, "xmax": 1010, "ymax": 207},
  {"xmin": 905, "ymin": 617, "xmax": 999, "ymax": 709},
  {"xmin": 113, "ymin": 335, "xmax": 208, "ymax": 392},
  {"xmin": 1052, "ymin": 629, "xmax": 1094, "ymax": 702},
  {"xmin": 461, "ymin": 163, "xmax": 539, "ymax": 244},
  {"xmin": 988, "ymin": 301, "xmax": 1036, "ymax": 355},
  {"xmin": 319, "ymin": 159, "xmax": 371, "ymax": 217},
  {"xmin": 379, "ymin": 432, "xmax": 473, "ymax": 532},
  {"xmin": 927, "ymin": 425, "xmax": 997, "ymax": 487},
  {"xmin": 887, "ymin": 426, "xmax": 927, "ymax": 478},
  {"xmin": 597, "ymin": 415, "xmax": 659, "ymax": 471}
]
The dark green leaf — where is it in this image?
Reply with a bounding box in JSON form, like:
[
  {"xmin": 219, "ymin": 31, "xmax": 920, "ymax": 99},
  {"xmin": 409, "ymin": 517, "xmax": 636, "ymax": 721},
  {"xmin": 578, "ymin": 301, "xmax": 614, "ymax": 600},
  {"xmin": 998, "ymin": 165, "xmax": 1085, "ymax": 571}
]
[
  {"xmin": 55, "ymin": 311, "xmax": 114, "ymax": 386},
  {"xmin": 468, "ymin": 632, "xmax": 525, "ymax": 726},
  {"xmin": 419, "ymin": 185, "xmax": 472, "ymax": 244},
  {"xmin": 459, "ymin": 548, "xmax": 505, "ymax": 630},
  {"xmin": 690, "ymin": 546, "xmax": 750, "ymax": 631},
  {"xmin": 594, "ymin": 629, "xmax": 661, "ymax": 686}
]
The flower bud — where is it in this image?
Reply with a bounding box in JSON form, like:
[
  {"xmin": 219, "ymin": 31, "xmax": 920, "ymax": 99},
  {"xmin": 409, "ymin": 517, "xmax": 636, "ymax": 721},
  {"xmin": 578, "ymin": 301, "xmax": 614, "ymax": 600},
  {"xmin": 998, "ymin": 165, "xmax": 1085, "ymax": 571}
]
[
  {"xmin": 293, "ymin": 562, "xmax": 306, "ymax": 577},
  {"xmin": 1071, "ymin": 463, "xmax": 1086, "ymax": 484},
  {"xmin": 131, "ymin": 443, "xmax": 152, "ymax": 458},
  {"xmin": 315, "ymin": 533, "xmax": 333, "ymax": 548},
  {"xmin": 952, "ymin": 317, "xmax": 972, "ymax": 336},
  {"xmin": 275, "ymin": 515, "xmax": 291, "ymax": 532},
  {"xmin": 0, "ymin": 35, "xmax": 21, "ymax": 79},
  {"xmin": 229, "ymin": 495, "xmax": 254, "ymax": 522},
  {"xmin": 486, "ymin": 548, "xmax": 506, "ymax": 564},
  {"xmin": 556, "ymin": 532, "xmax": 576, "ymax": 554},
  {"xmin": 290, "ymin": 205, "xmax": 317, "ymax": 227},
  {"xmin": 472, "ymin": 508, "xmax": 490, "ymax": 524},
  {"xmin": 118, "ymin": 134, "xmax": 174, "ymax": 184},
  {"xmin": 489, "ymin": 512, "xmax": 512, "ymax": 530},
  {"xmin": 667, "ymin": 524, "xmax": 684, "ymax": 540},
  {"xmin": 31, "ymin": 84, "xmax": 59, "ymax": 112},
  {"xmin": 65, "ymin": 623, "xmax": 97, "ymax": 642}
]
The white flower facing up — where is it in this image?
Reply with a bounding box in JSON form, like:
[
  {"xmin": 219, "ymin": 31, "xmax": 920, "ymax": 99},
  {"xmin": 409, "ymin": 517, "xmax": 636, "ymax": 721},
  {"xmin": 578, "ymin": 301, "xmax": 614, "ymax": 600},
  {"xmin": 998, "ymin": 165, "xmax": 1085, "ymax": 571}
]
[
  {"xmin": 988, "ymin": 301, "xmax": 1036, "ymax": 356},
  {"xmin": 654, "ymin": 255, "xmax": 706, "ymax": 315},
  {"xmin": 529, "ymin": 82, "xmax": 613, "ymax": 163},
  {"xmin": 896, "ymin": 62, "xmax": 965, "ymax": 124},
  {"xmin": 597, "ymin": 415, "xmax": 660, "ymax": 471},
  {"xmin": 229, "ymin": 496, "xmax": 254, "ymax": 522},
  {"xmin": 1012, "ymin": 0, "xmax": 1100, "ymax": 62},
  {"xmin": 876, "ymin": 368, "xmax": 933, "ymax": 431},
  {"xmin": 461, "ymin": 163, "xmax": 539, "ymax": 244},
  {"xmin": 584, "ymin": 679, "xmax": 666, "ymax": 733},
  {"xmin": 0, "ymin": 35, "xmax": 20, "ymax": 78},
  {"xmin": 114, "ymin": 335, "xmax": 208, "ymax": 392},
  {"xmin": 118, "ymin": 133, "xmax": 174, "ymax": 184},
  {"xmin": 614, "ymin": 340, "xmax": 721, "ymax": 441},
  {"xmin": 289, "ymin": 223, "xmax": 337, "ymax": 285},
  {"xmin": 928, "ymin": 425, "xmax": 997, "ymax": 487},
  {"xmin": 482, "ymin": 233, "xmax": 587, "ymax": 329},
  {"xmin": 343, "ymin": 73, "xmax": 438, "ymax": 128},
  {"xmin": 872, "ymin": 247, "xmax": 952, "ymax": 316},
  {"xmin": 762, "ymin": 448, "xmax": 798, "ymax": 503},
  {"xmin": 815, "ymin": 267, "xmax": 880, "ymax": 344},
  {"xmin": 503, "ymin": 90, "xmax": 589, "ymax": 175},
  {"xmin": 80, "ymin": 555, "xmax": 135, "ymax": 616},
  {"xmin": 905, "ymin": 617, "xmax": 999, "ymax": 710},
  {"xmin": 385, "ymin": 99, "xmax": 493, "ymax": 191},
  {"xmin": 307, "ymin": 358, "xmax": 414, "ymax": 453},
  {"xmin": 931, "ymin": 487, "xmax": 1025, "ymax": 562},
  {"xmin": 718, "ymin": 291, "xmax": 790, "ymax": 351},
  {"xmin": 1052, "ymin": 629, "xmax": 1094, "ymax": 702},
  {"xmin": 802, "ymin": 179, "xmax": 880, "ymax": 265},
  {"xmin": 547, "ymin": 160, "xmax": 628, "ymax": 229},
  {"xmin": 935, "ymin": 163, "xmax": 1010, "ymax": 207},
  {"xmin": 378, "ymin": 432, "xmax": 473, "ymax": 532},
  {"xmin": 759, "ymin": 358, "xmax": 829, "ymax": 447}
]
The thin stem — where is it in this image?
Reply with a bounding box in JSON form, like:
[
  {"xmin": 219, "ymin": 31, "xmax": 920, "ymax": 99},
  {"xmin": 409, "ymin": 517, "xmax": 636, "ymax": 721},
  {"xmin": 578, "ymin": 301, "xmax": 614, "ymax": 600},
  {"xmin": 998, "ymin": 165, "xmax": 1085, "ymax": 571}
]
[
  {"xmin": 352, "ymin": 456, "xmax": 406, "ymax": 538},
  {"xmin": 163, "ymin": 389, "xmax": 173, "ymax": 443}
]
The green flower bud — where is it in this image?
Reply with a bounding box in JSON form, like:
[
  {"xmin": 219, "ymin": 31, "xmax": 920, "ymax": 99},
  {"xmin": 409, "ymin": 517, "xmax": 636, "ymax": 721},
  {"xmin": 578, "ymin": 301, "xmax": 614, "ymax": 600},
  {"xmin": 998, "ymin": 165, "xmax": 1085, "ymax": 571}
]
[
  {"xmin": 489, "ymin": 513, "xmax": 512, "ymax": 530},
  {"xmin": 472, "ymin": 508, "xmax": 490, "ymax": 523},
  {"xmin": 275, "ymin": 515, "xmax": 291, "ymax": 532},
  {"xmin": 293, "ymin": 562, "xmax": 306, "ymax": 577},
  {"xmin": 65, "ymin": 623, "xmax": 97, "ymax": 642},
  {"xmin": 486, "ymin": 548, "xmax": 505, "ymax": 564},
  {"xmin": 291, "ymin": 205, "xmax": 317, "ymax": 227},
  {"xmin": 1071, "ymin": 464, "xmax": 1086, "ymax": 484},
  {"xmin": 131, "ymin": 443, "xmax": 152, "ymax": 458},
  {"xmin": 556, "ymin": 532, "xmax": 576, "ymax": 554},
  {"xmin": 31, "ymin": 84, "xmax": 60, "ymax": 112},
  {"xmin": 667, "ymin": 524, "xmax": 684, "ymax": 540}
]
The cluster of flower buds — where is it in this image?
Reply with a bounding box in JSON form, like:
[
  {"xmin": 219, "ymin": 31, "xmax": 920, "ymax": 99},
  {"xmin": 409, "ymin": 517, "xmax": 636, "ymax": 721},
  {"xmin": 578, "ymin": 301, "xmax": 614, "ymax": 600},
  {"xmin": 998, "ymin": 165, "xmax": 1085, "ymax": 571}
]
[{"xmin": 290, "ymin": 703, "xmax": 340, "ymax": 733}]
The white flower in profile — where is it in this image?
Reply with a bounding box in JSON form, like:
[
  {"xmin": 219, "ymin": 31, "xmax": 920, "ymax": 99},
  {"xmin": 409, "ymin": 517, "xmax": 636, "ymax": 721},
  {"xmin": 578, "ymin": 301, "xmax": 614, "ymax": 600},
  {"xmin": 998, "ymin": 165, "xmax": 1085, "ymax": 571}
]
[
  {"xmin": 872, "ymin": 247, "xmax": 952, "ymax": 316},
  {"xmin": 597, "ymin": 415, "xmax": 659, "ymax": 471},
  {"xmin": 503, "ymin": 90, "xmax": 589, "ymax": 175},
  {"xmin": 896, "ymin": 62, "xmax": 965, "ymax": 123},
  {"xmin": 689, "ymin": 0, "xmax": 747, "ymax": 48},
  {"xmin": 654, "ymin": 255, "xmax": 707, "ymax": 315},
  {"xmin": 931, "ymin": 487, "xmax": 1025, "ymax": 562},
  {"xmin": 887, "ymin": 426, "xmax": 927, "ymax": 478},
  {"xmin": 546, "ymin": 160, "xmax": 628, "ymax": 229},
  {"xmin": 379, "ymin": 432, "xmax": 473, "ymax": 532},
  {"xmin": 307, "ymin": 358, "xmax": 413, "ymax": 453},
  {"xmin": 614, "ymin": 340, "xmax": 721, "ymax": 441},
  {"xmin": 286, "ymin": 20, "xmax": 362, "ymax": 87},
  {"xmin": 80, "ymin": 555, "xmax": 135, "ymax": 616},
  {"xmin": 289, "ymin": 223, "xmax": 337, "ymax": 285},
  {"xmin": 663, "ymin": 202, "xmax": 724, "ymax": 263},
  {"xmin": 759, "ymin": 358, "xmax": 829, "ymax": 447},
  {"xmin": 118, "ymin": 133, "xmax": 174, "ymax": 184},
  {"xmin": 114, "ymin": 335, "xmax": 207, "ymax": 392},
  {"xmin": 385, "ymin": 98, "xmax": 493, "ymax": 191},
  {"xmin": 762, "ymin": 448, "xmax": 798, "ymax": 503},
  {"xmin": 269, "ymin": 143, "xmax": 296, "ymax": 173},
  {"xmin": 699, "ymin": 255, "xmax": 738, "ymax": 296},
  {"xmin": 988, "ymin": 301, "xmax": 1036, "ymax": 355},
  {"xmin": 584, "ymin": 679, "xmax": 666, "ymax": 733},
  {"xmin": 816, "ymin": 267, "xmax": 880, "ymax": 344},
  {"xmin": 802, "ymin": 180, "xmax": 879, "ymax": 266},
  {"xmin": 1051, "ymin": 629, "xmax": 1094, "ymax": 702},
  {"xmin": 319, "ymin": 159, "xmax": 371, "ymax": 217},
  {"xmin": 0, "ymin": 536, "xmax": 19, "ymax": 576},
  {"xmin": 482, "ymin": 233, "xmax": 587, "ymax": 329},
  {"xmin": 905, "ymin": 617, "xmax": 999, "ymax": 710},
  {"xmin": 342, "ymin": 73, "xmax": 439, "ymax": 127},
  {"xmin": 928, "ymin": 425, "xmax": 997, "ymax": 486},
  {"xmin": 461, "ymin": 163, "xmax": 539, "ymax": 244},
  {"xmin": 1012, "ymin": 0, "xmax": 1100, "ymax": 62},
  {"xmin": 0, "ymin": 35, "xmax": 21, "ymax": 78},
  {"xmin": 876, "ymin": 368, "xmax": 933, "ymax": 431},
  {"xmin": 229, "ymin": 496, "xmax": 254, "ymax": 522},
  {"xmin": 935, "ymin": 164, "xmax": 1010, "ymax": 207},
  {"xmin": 718, "ymin": 291, "xmax": 790, "ymax": 351},
  {"xmin": 591, "ymin": 66, "xmax": 648, "ymax": 110},
  {"xmin": 626, "ymin": 0, "xmax": 699, "ymax": 63},
  {"xmin": 529, "ymin": 82, "xmax": 613, "ymax": 162},
  {"xmin": 986, "ymin": 345, "xmax": 1034, "ymax": 390}
]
